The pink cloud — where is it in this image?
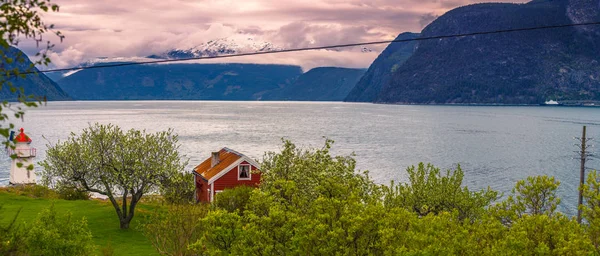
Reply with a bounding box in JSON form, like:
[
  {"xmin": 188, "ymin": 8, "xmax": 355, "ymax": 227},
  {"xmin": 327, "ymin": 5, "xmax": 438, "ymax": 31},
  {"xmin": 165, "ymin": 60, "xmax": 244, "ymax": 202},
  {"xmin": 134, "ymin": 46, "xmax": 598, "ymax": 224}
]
[{"xmin": 36, "ymin": 0, "xmax": 529, "ymax": 69}]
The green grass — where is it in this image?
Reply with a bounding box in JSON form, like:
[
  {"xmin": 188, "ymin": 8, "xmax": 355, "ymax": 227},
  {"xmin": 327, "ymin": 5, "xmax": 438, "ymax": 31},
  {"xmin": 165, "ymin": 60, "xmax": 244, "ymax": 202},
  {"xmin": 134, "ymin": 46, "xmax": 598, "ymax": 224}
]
[{"xmin": 0, "ymin": 191, "xmax": 159, "ymax": 256}]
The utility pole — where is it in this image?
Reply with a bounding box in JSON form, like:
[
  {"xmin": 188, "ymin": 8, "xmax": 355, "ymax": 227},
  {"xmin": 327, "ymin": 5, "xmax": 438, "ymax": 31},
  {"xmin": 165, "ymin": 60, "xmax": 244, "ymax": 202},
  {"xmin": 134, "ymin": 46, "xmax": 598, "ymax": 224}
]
[{"xmin": 577, "ymin": 126, "xmax": 587, "ymax": 224}]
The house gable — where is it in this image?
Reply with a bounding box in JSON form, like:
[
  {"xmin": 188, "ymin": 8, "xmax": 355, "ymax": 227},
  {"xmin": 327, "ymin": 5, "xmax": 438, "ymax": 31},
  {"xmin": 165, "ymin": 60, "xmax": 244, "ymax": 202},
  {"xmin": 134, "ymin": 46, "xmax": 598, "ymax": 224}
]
[
  {"xmin": 207, "ymin": 156, "xmax": 260, "ymax": 184},
  {"xmin": 194, "ymin": 148, "xmax": 261, "ymax": 202}
]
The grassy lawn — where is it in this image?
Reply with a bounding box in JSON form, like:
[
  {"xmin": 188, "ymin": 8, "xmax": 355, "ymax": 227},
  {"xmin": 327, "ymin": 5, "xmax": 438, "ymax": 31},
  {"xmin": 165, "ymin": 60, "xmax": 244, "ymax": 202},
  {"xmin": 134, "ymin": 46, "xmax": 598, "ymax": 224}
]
[{"xmin": 0, "ymin": 191, "xmax": 159, "ymax": 256}]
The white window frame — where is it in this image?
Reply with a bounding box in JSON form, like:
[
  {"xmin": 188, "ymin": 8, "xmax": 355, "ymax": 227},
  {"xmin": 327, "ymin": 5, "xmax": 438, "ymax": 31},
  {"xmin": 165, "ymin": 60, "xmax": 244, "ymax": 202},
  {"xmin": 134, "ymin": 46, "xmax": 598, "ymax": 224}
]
[{"xmin": 238, "ymin": 164, "xmax": 252, "ymax": 181}]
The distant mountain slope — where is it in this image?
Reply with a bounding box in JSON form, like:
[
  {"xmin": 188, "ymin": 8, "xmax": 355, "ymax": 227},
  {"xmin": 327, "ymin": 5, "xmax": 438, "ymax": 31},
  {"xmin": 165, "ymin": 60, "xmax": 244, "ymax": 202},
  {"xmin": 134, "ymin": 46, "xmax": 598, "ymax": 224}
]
[
  {"xmin": 148, "ymin": 37, "xmax": 283, "ymax": 59},
  {"xmin": 345, "ymin": 33, "xmax": 419, "ymax": 102},
  {"xmin": 2, "ymin": 47, "xmax": 70, "ymax": 101},
  {"xmin": 58, "ymin": 63, "xmax": 302, "ymax": 100},
  {"xmin": 376, "ymin": 0, "xmax": 600, "ymax": 104},
  {"xmin": 263, "ymin": 67, "xmax": 366, "ymax": 101}
]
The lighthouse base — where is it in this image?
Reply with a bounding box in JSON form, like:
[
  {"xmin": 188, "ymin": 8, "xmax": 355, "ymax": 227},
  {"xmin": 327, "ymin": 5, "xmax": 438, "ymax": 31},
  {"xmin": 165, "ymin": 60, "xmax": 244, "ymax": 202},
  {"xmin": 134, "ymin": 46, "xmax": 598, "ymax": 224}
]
[{"xmin": 10, "ymin": 158, "xmax": 36, "ymax": 185}]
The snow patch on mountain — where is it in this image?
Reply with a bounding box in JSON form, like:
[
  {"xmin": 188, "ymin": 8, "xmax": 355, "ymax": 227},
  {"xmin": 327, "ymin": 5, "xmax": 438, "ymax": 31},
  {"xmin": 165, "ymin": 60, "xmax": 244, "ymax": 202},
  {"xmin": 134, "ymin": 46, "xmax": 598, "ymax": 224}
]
[{"xmin": 151, "ymin": 35, "xmax": 283, "ymax": 59}]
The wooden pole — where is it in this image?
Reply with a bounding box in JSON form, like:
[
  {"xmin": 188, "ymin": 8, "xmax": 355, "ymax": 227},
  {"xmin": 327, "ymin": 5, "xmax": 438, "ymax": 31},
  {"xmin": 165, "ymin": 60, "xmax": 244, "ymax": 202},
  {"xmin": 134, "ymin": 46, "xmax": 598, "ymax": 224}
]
[{"xmin": 578, "ymin": 125, "xmax": 587, "ymax": 224}]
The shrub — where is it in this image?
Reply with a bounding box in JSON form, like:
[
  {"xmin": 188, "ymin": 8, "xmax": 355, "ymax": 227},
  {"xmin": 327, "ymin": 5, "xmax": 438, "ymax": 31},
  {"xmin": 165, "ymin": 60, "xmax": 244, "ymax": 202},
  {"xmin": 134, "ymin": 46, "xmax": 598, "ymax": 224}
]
[
  {"xmin": 56, "ymin": 183, "xmax": 90, "ymax": 201},
  {"xmin": 213, "ymin": 186, "xmax": 255, "ymax": 213},
  {"xmin": 24, "ymin": 204, "xmax": 95, "ymax": 256},
  {"xmin": 143, "ymin": 204, "xmax": 208, "ymax": 256},
  {"xmin": 0, "ymin": 184, "xmax": 58, "ymax": 199}
]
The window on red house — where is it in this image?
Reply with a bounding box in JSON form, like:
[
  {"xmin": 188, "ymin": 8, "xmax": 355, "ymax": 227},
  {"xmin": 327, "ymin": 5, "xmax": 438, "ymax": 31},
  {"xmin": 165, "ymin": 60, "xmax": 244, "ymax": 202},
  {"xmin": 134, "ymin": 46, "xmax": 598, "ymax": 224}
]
[{"xmin": 239, "ymin": 164, "xmax": 251, "ymax": 180}]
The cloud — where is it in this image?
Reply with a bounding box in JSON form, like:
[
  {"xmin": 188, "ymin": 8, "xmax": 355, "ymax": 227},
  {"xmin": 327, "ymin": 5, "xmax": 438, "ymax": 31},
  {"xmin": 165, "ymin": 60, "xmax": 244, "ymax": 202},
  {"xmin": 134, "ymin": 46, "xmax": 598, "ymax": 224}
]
[
  {"xmin": 32, "ymin": 0, "xmax": 529, "ymax": 69},
  {"xmin": 419, "ymin": 13, "xmax": 440, "ymax": 28}
]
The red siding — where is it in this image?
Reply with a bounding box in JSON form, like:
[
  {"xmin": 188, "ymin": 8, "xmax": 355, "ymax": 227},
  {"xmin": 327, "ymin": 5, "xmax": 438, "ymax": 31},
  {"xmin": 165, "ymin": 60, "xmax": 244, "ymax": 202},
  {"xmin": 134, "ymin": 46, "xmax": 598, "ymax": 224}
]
[
  {"xmin": 195, "ymin": 175, "xmax": 210, "ymax": 202},
  {"xmin": 212, "ymin": 161, "xmax": 261, "ymax": 198}
]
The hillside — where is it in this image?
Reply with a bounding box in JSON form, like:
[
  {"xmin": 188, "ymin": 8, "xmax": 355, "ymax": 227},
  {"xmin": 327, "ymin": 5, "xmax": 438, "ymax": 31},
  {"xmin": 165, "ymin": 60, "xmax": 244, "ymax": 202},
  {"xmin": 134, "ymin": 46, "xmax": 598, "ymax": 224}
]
[
  {"xmin": 345, "ymin": 33, "xmax": 419, "ymax": 102},
  {"xmin": 371, "ymin": 0, "xmax": 600, "ymax": 104},
  {"xmin": 263, "ymin": 67, "xmax": 366, "ymax": 101},
  {"xmin": 2, "ymin": 47, "xmax": 70, "ymax": 101},
  {"xmin": 58, "ymin": 63, "xmax": 302, "ymax": 100}
]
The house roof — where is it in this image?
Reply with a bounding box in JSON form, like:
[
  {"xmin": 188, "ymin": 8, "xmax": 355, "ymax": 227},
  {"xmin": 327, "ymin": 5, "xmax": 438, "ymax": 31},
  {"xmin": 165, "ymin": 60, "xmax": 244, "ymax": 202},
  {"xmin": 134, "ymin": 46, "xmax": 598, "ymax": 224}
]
[{"xmin": 193, "ymin": 147, "xmax": 246, "ymax": 180}]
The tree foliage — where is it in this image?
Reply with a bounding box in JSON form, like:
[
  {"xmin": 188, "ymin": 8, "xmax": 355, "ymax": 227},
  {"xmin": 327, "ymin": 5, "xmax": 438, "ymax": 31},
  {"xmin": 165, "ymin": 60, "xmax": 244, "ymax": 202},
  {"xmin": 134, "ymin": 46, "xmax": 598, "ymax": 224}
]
[
  {"xmin": 383, "ymin": 163, "xmax": 498, "ymax": 220},
  {"xmin": 143, "ymin": 204, "xmax": 208, "ymax": 256},
  {"xmin": 213, "ymin": 185, "xmax": 255, "ymax": 214},
  {"xmin": 0, "ymin": 0, "xmax": 63, "ymax": 148},
  {"xmin": 492, "ymin": 175, "xmax": 561, "ymax": 225},
  {"xmin": 40, "ymin": 123, "xmax": 187, "ymax": 229},
  {"xmin": 141, "ymin": 140, "xmax": 600, "ymax": 255},
  {"xmin": 582, "ymin": 170, "xmax": 600, "ymax": 252},
  {"xmin": 160, "ymin": 171, "xmax": 195, "ymax": 205}
]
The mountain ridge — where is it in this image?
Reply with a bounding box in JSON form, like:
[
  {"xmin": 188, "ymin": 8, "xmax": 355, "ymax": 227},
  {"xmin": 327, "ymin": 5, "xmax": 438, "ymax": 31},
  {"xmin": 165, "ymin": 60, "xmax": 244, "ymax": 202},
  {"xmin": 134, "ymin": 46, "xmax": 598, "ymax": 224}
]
[
  {"xmin": 2, "ymin": 47, "xmax": 70, "ymax": 101},
  {"xmin": 345, "ymin": 32, "xmax": 419, "ymax": 102},
  {"xmin": 263, "ymin": 67, "xmax": 366, "ymax": 101},
  {"xmin": 367, "ymin": 0, "xmax": 600, "ymax": 104},
  {"xmin": 58, "ymin": 63, "xmax": 303, "ymax": 100}
]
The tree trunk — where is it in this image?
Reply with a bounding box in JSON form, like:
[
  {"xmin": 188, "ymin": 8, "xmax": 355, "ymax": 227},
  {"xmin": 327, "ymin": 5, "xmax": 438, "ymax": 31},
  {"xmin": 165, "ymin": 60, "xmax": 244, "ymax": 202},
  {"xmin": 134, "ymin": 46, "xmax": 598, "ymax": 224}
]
[
  {"xmin": 117, "ymin": 193, "xmax": 141, "ymax": 229},
  {"xmin": 120, "ymin": 219, "xmax": 130, "ymax": 229}
]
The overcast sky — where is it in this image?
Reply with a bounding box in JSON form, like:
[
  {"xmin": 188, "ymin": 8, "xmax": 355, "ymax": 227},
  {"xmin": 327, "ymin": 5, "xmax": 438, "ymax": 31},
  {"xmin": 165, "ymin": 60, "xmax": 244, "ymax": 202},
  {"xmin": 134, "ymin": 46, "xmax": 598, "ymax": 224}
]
[{"xmin": 28, "ymin": 0, "xmax": 528, "ymax": 70}]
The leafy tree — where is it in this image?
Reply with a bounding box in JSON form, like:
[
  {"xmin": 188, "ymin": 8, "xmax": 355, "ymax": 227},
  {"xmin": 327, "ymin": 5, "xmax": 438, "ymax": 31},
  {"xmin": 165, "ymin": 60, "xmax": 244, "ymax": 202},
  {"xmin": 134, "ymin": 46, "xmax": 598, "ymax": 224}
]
[
  {"xmin": 493, "ymin": 175, "xmax": 561, "ymax": 225},
  {"xmin": 143, "ymin": 204, "xmax": 208, "ymax": 256},
  {"xmin": 1, "ymin": 0, "xmax": 63, "ymax": 148},
  {"xmin": 160, "ymin": 171, "xmax": 195, "ymax": 204},
  {"xmin": 259, "ymin": 139, "xmax": 382, "ymax": 210},
  {"xmin": 383, "ymin": 163, "xmax": 498, "ymax": 220},
  {"xmin": 497, "ymin": 214, "xmax": 593, "ymax": 255},
  {"xmin": 187, "ymin": 140, "xmax": 598, "ymax": 255},
  {"xmin": 191, "ymin": 209, "xmax": 243, "ymax": 255},
  {"xmin": 24, "ymin": 204, "xmax": 95, "ymax": 256},
  {"xmin": 582, "ymin": 170, "xmax": 600, "ymax": 251},
  {"xmin": 40, "ymin": 123, "xmax": 187, "ymax": 229}
]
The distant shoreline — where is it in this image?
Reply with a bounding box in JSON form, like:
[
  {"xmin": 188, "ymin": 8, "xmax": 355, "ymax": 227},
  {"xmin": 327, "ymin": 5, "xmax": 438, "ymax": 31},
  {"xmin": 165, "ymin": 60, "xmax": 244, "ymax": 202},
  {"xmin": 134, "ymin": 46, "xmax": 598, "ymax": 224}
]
[
  {"xmin": 5, "ymin": 99, "xmax": 599, "ymax": 107},
  {"xmin": 373, "ymin": 102, "xmax": 600, "ymax": 107}
]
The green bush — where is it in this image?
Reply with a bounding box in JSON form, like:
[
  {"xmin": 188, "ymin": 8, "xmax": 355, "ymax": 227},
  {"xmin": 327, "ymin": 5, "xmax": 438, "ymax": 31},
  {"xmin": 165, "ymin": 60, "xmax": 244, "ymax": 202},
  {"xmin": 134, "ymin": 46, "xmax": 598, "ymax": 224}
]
[
  {"xmin": 213, "ymin": 186, "xmax": 255, "ymax": 213},
  {"xmin": 24, "ymin": 204, "xmax": 95, "ymax": 256},
  {"xmin": 143, "ymin": 204, "xmax": 208, "ymax": 256},
  {"xmin": 56, "ymin": 183, "xmax": 90, "ymax": 201}
]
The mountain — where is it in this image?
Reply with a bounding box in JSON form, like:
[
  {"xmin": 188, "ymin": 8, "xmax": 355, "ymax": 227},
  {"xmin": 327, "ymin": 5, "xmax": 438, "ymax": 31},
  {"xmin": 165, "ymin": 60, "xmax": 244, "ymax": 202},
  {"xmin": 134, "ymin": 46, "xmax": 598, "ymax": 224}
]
[
  {"xmin": 1, "ymin": 47, "xmax": 70, "ymax": 101},
  {"xmin": 373, "ymin": 0, "xmax": 600, "ymax": 104},
  {"xmin": 45, "ymin": 57, "xmax": 158, "ymax": 82},
  {"xmin": 263, "ymin": 67, "xmax": 366, "ymax": 101},
  {"xmin": 149, "ymin": 37, "xmax": 283, "ymax": 59},
  {"xmin": 345, "ymin": 32, "xmax": 419, "ymax": 102},
  {"xmin": 58, "ymin": 63, "xmax": 302, "ymax": 100}
]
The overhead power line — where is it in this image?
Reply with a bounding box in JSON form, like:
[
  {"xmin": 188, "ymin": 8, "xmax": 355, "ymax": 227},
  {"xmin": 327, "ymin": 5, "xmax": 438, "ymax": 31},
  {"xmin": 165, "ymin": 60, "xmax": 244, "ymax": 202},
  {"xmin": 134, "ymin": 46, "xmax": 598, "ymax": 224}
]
[{"xmin": 20, "ymin": 21, "xmax": 600, "ymax": 76}]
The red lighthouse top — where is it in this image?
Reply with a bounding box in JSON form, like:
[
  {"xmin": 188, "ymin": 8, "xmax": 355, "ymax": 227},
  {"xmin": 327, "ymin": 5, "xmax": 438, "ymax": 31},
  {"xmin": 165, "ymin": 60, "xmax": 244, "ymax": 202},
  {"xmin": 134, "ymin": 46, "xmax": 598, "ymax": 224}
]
[{"xmin": 14, "ymin": 128, "xmax": 32, "ymax": 143}]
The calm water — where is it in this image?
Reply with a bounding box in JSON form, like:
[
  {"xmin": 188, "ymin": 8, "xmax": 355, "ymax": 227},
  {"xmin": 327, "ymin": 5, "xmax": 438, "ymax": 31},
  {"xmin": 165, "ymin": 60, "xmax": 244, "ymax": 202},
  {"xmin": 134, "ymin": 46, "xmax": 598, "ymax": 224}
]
[{"xmin": 1, "ymin": 101, "xmax": 599, "ymax": 214}]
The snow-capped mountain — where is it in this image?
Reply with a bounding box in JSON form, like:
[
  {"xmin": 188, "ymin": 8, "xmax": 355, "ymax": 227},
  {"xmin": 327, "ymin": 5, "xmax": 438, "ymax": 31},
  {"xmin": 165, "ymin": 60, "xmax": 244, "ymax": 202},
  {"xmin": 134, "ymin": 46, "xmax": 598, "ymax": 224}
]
[{"xmin": 149, "ymin": 37, "xmax": 284, "ymax": 59}]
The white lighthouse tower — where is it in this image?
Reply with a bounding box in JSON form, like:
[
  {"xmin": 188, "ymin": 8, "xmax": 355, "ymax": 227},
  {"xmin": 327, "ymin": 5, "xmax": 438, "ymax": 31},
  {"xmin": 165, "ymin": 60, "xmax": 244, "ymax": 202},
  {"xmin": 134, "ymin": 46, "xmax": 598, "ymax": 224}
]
[{"xmin": 9, "ymin": 128, "xmax": 36, "ymax": 185}]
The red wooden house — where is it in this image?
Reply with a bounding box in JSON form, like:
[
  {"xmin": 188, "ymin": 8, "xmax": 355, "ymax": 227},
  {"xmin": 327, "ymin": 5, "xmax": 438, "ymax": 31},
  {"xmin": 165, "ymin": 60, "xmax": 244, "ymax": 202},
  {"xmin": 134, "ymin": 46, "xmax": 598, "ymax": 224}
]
[{"xmin": 193, "ymin": 148, "xmax": 261, "ymax": 202}]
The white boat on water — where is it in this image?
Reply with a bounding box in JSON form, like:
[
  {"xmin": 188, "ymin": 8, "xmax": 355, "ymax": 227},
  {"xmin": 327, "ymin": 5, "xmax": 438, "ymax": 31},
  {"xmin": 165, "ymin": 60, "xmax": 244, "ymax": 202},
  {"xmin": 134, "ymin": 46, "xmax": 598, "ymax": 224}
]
[{"xmin": 544, "ymin": 100, "xmax": 560, "ymax": 105}]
